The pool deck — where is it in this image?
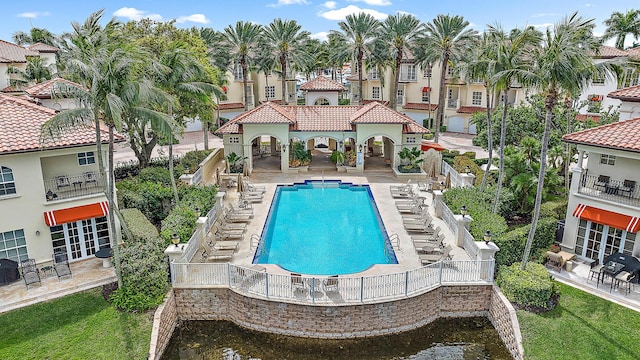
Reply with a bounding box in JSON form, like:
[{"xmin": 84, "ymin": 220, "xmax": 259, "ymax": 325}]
[{"xmin": 209, "ymin": 172, "xmax": 469, "ymax": 276}]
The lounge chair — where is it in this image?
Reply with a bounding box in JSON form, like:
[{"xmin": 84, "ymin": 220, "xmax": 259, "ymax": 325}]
[
  {"xmin": 415, "ymin": 233, "xmax": 445, "ymax": 253},
  {"xmin": 223, "ymin": 210, "xmax": 253, "ymax": 223},
  {"xmin": 323, "ymin": 275, "xmax": 339, "ymax": 293},
  {"xmin": 213, "ymin": 226, "xmax": 245, "ymax": 241},
  {"xmin": 211, "ymin": 241, "xmax": 239, "ymax": 252},
  {"xmin": 214, "ymin": 218, "xmax": 247, "ymax": 232},
  {"xmin": 403, "ymin": 213, "xmax": 432, "ymax": 225},
  {"xmin": 390, "ymin": 187, "xmax": 414, "ymax": 198},
  {"xmin": 404, "ymin": 218, "xmax": 433, "ymax": 232},
  {"xmin": 202, "ymin": 247, "xmax": 234, "ymax": 261},
  {"xmin": 420, "ymin": 244, "xmax": 453, "ymax": 265},
  {"xmin": 20, "ymin": 258, "xmax": 41, "ymax": 289},
  {"xmin": 291, "ymin": 273, "xmax": 308, "ymax": 294},
  {"xmin": 243, "ymin": 181, "xmax": 266, "ymax": 194},
  {"xmin": 240, "ymin": 192, "xmax": 264, "ymax": 203},
  {"xmin": 396, "ymin": 198, "xmax": 426, "ymax": 211},
  {"xmin": 412, "ymin": 228, "xmax": 443, "ymax": 243},
  {"xmin": 53, "ymin": 249, "xmax": 72, "ymax": 280},
  {"xmin": 390, "ymin": 181, "xmax": 411, "ymax": 191}
]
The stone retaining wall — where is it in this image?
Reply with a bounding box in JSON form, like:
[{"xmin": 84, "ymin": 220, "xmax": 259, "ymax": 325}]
[
  {"xmin": 150, "ymin": 284, "xmax": 525, "ymax": 359},
  {"xmin": 488, "ymin": 286, "xmax": 525, "ymax": 360}
]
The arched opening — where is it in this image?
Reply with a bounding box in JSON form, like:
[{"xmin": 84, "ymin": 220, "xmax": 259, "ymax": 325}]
[
  {"xmin": 313, "ymin": 97, "xmax": 330, "ymax": 106},
  {"xmin": 360, "ymin": 135, "xmax": 396, "ymax": 172},
  {"xmin": 249, "ymin": 135, "xmax": 284, "ymax": 173}
]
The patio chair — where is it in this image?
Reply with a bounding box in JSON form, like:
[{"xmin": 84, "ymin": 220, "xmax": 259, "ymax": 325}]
[
  {"xmin": 403, "ymin": 212, "xmax": 432, "ymax": 225},
  {"xmin": 614, "ymin": 271, "xmax": 636, "ymax": 295},
  {"xmin": 620, "ymin": 179, "xmax": 636, "ymax": 197},
  {"xmin": 413, "ymin": 232, "xmax": 444, "ymax": 249},
  {"xmin": 291, "ymin": 273, "xmax": 308, "ymax": 295},
  {"xmin": 323, "ymin": 275, "xmax": 339, "ymax": 293},
  {"xmin": 404, "ymin": 218, "xmax": 433, "ymax": 232},
  {"xmin": 214, "ymin": 217, "xmax": 247, "ymax": 232},
  {"xmin": 203, "ymin": 248, "xmax": 234, "ymax": 262},
  {"xmin": 214, "ymin": 226, "xmax": 245, "ymax": 241},
  {"xmin": 83, "ymin": 171, "xmax": 98, "ymax": 186},
  {"xmin": 594, "ymin": 175, "xmax": 610, "ymax": 189},
  {"xmin": 545, "ymin": 251, "xmax": 563, "ymax": 272},
  {"xmin": 243, "ymin": 181, "xmax": 266, "ymax": 194},
  {"xmin": 420, "ymin": 244, "xmax": 453, "ymax": 265},
  {"xmin": 390, "ymin": 181, "xmax": 411, "ymax": 192},
  {"xmin": 55, "ymin": 175, "xmax": 71, "ymax": 190},
  {"xmin": 53, "ymin": 249, "xmax": 72, "ymax": 280},
  {"xmin": 411, "ymin": 227, "xmax": 442, "ymax": 242},
  {"xmin": 588, "ymin": 260, "xmax": 604, "ymax": 285},
  {"xmin": 390, "ymin": 187, "xmax": 414, "ymax": 198},
  {"xmin": 20, "ymin": 258, "xmax": 41, "ymax": 289}
]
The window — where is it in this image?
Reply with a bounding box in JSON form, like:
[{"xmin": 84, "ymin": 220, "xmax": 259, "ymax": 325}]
[
  {"xmin": 446, "ymin": 66, "xmax": 454, "ymax": 77},
  {"xmin": 50, "ymin": 216, "xmax": 109, "ymax": 261},
  {"xmin": 401, "ymin": 64, "xmax": 416, "ymax": 81},
  {"xmin": 234, "ymin": 63, "xmax": 243, "ymax": 81},
  {"xmin": 587, "ymin": 94, "xmax": 603, "ymax": 113},
  {"xmin": 77, "ymin": 152, "xmax": 95, "ymax": 166},
  {"xmin": 0, "ymin": 166, "xmax": 16, "ymax": 196},
  {"xmin": 405, "ymin": 137, "xmax": 417, "ymax": 144},
  {"xmin": 372, "ymin": 86, "xmax": 380, "ymax": 99},
  {"xmin": 229, "ymin": 137, "xmax": 240, "ymax": 144},
  {"xmin": 599, "ymin": 154, "xmax": 616, "ymax": 166},
  {"xmin": 421, "ymin": 88, "xmax": 430, "ymax": 102},
  {"xmin": 396, "ymin": 88, "xmax": 404, "ymax": 104},
  {"xmin": 472, "ymin": 92, "xmax": 482, "ymax": 106},
  {"xmin": 369, "ymin": 68, "xmax": 379, "ymax": 80},
  {"xmin": 265, "ymin": 86, "xmax": 275, "ymax": 100},
  {"xmin": 0, "ymin": 229, "xmax": 28, "ymax": 262},
  {"xmin": 423, "ymin": 66, "xmax": 432, "ymax": 78}
]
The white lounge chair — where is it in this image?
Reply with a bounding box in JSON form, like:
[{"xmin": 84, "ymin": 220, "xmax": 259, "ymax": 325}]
[{"xmin": 420, "ymin": 244, "xmax": 453, "ymax": 265}]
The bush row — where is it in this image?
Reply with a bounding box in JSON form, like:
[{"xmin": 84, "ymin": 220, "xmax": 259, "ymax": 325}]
[{"xmin": 497, "ymin": 262, "xmax": 557, "ymax": 309}]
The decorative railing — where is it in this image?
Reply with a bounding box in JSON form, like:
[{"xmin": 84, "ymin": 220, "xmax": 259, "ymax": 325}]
[
  {"xmin": 191, "ymin": 167, "xmax": 203, "ymax": 185},
  {"xmin": 577, "ymin": 173, "xmax": 640, "ymax": 207},
  {"xmin": 43, "ymin": 173, "xmax": 105, "ymax": 201},
  {"xmin": 462, "ymin": 227, "xmax": 479, "ymax": 259},
  {"xmin": 178, "ymin": 228, "xmax": 201, "ymax": 264},
  {"xmin": 441, "ymin": 161, "xmax": 463, "ymax": 188},
  {"xmin": 441, "ymin": 200, "xmax": 459, "ymax": 239},
  {"xmin": 170, "ymin": 260, "xmax": 494, "ymax": 304}
]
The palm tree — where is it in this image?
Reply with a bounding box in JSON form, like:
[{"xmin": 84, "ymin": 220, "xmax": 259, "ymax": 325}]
[
  {"xmin": 12, "ymin": 27, "xmax": 57, "ymax": 46},
  {"xmin": 263, "ymin": 19, "xmax": 311, "ymax": 105},
  {"xmin": 505, "ymin": 12, "xmax": 608, "ymax": 269},
  {"xmin": 603, "ymin": 9, "xmax": 640, "ymax": 49},
  {"xmin": 223, "ymin": 21, "xmax": 263, "ymax": 111},
  {"xmin": 326, "ymin": 33, "xmax": 350, "ymax": 95},
  {"xmin": 365, "ymin": 40, "xmax": 391, "ymax": 102},
  {"xmin": 7, "ymin": 56, "xmax": 53, "ymax": 86},
  {"xmin": 417, "ymin": 15, "xmax": 478, "ymax": 143},
  {"xmin": 380, "ymin": 13, "xmax": 422, "ymax": 108},
  {"xmin": 332, "ymin": 13, "xmax": 381, "ymax": 105},
  {"xmin": 488, "ymin": 25, "xmax": 541, "ymax": 213}
]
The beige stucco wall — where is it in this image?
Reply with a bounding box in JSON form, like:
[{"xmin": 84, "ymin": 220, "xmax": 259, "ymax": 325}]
[
  {"xmin": 306, "ymin": 91, "xmax": 339, "ymax": 106},
  {"xmin": 0, "ymin": 145, "xmax": 111, "ymax": 265},
  {"xmin": 40, "ymin": 98, "xmax": 76, "ymax": 111}
]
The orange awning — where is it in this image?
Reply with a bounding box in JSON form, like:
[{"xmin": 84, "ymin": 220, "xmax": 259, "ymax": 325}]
[
  {"xmin": 422, "ymin": 86, "xmax": 431, "ymax": 92},
  {"xmin": 421, "ymin": 141, "xmax": 446, "ymax": 152},
  {"xmin": 44, "ymin": 201, "xmax": 109, "ymax": 226},
  {"xmin": 573, "ymin": 204, "xmax": 640, "ymax": 232},
  {"xmin": 222, "ymin": 86, "xmax": 227, "ymax": 92}
]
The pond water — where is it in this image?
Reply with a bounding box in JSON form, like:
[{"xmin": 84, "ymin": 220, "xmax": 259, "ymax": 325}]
[{"xmin": 161, "ymin": 317, "xmax": 512, "ymax": 360}]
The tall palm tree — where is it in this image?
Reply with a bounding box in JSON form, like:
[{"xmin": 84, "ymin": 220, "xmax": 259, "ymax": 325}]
[
  {"xmin": 332, "ymin": 13, "xmax": 381, "ymax": 105},
  {"xmin": 506, "ymin": 12, "xmax": 608, "ymax": 269},
  {"xmin": 365, "ymin": 40, "xmax": 391, "ymax": 102},
  {"xmin": 326, "ymin": 33, "xmax": 350, "ymax": 93},
  {"xmin": 263, "ymin": 19, "xmax": 311, "ymax": 105},
  {"xmin": 12, "ymin": 27, "xmax": 57, "ymax": 46},
  {"xmin": 603, "ymin": 9, "xmax": 640, "ymax": 49},
  {"xmin": 417, "ymin": 15, "xmax": 477, "ymax": 143},
  {"xmin": 223, "ymin": 21, "xmax": 263, "ymax": 111},
  {"xmin": 380, "ymin": 13, "xmax": 422, "ymax": 108},
  {"xmin": 7, "ymin": 56, "xmax": 53, "ymax": 86},
  {"xmin": 489, "ymin": 25, "xmax": 541, "ymax": 213}
]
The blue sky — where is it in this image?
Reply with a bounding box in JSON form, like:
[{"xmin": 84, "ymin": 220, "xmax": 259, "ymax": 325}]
[{"xmin": 2, "ymin": 0, "xmax": 638, "ymax": 47}]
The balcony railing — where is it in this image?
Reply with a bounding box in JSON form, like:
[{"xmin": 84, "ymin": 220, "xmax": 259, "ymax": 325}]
[
  {"xmin": 577, "ymin": 173, "xmax": 640, "ymax": 207},
  {"xmin": 447, "ymin": 98, "xmax": 457, "ymax": 108},
  {"xmin": 399, "ymin": 74, "xmax": 417, "ymax": 82},
  {"xmin": 43, "ymin": 173, "xmax": 105, "ymax": 201}
]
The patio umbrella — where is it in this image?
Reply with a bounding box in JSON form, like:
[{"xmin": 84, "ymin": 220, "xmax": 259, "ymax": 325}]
[
  {"xmin": 444, "ymin": 172, "xmax": 451, "ymax": 189},
  {"xmin": 237, "ymin": 174, "xmax": 244, "ymax": 192},
  {"xmin": 428, "ymin": 162, "xmax": 436, "ymax": 178},
  {"xmin": 243, "ymin": 161, "xmax": 249, "ymax": 176},
  {"xmin": 215, "ymin": 167, "xmax": 221, "ymax": 187}
]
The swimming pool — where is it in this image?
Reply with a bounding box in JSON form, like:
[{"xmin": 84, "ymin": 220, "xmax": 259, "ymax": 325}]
[{"xmin": 254, "ymin": 180, "xmax": 397, "ymax": 275}]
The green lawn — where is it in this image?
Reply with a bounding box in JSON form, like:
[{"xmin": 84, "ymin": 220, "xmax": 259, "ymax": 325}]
[
  {"xmin": 0, "ymin": 288, "xmax": 153, "ymax": 360},
  {"xmin": 518, "ymin": 282, "xmax": 640, "ymax": 360}
]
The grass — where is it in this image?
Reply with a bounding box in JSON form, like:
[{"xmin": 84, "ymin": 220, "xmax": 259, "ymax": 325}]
[
  {"xmin": 518, "ymin": 282, "xmax": 640, "ymax": 360},
  {"xmin": 0, "ymin": 288, "xmax": 153, "ymax": 360}
]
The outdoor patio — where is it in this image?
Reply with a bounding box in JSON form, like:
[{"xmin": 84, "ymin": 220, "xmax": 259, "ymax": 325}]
[{"xmin": 0, "ymin": 258, "xmax": 116, "ymax": 314}]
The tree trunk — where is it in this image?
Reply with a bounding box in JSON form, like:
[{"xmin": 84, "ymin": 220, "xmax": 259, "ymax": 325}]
[
  {"xmin": 434, "ymin": 54, "xmax": 449, "ymax": 143},
  {"xmin": 522, "ymin": 96, "xmax": 554, "ymax": 270},
  {"xmin": 390, "ymin": 53, "xmax": 401, "ymax": 109},
  {"xmin": 281, "ymin": 55, "xmax": 288, "ymax": 105},
  {"xmin": 242, "ymin": 57, "xmax": 249, "ymax": 111},
  {"xmin": 107, "ymin": 126, "xmax": 123, "ymax": 288},
  {"xmin": 168, "ymin": 104, "xmax": 179, "ymax": 204},
  {"xmin": 564, "ymin": 97, "xmax": 573, "ymax": 195},
  {"xmin": 480, "ymin": 86, "xmax": 493, "ymax": 189},
  {"xmin": 493, "ymin": 88, "xmax": 509, "ymax": 214},
  {"xmin": 357, "ymin": 49, "xmax": 364, "ymax": 105},
  {"xmin": 94, "ymin": 113, "xmax": 105, "ymax": 175},
  {"xmin": 203, "ymin": 118, "xmax": 209, "ymax": 151}
]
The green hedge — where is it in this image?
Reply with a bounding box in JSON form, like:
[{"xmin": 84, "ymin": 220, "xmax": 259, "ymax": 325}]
[
  {"xmin": 137, "ymin": 167, "xmax": 172, "ymax": 186},
  {"xmin": 119, "ymin": 208, "xmax": 158, "ymax": 242},
  {"xmin": 160, "ymin": 184, "xmax": 218, "ymax": 244},
  {"xmin": 117, "ymin": 180, "xmax": 173, "ymax": 226},
  {"xmin": 493, "ymin": 217, "xmax": 557, "ymax": 268},
  {"xmin": 537, "ymin": 200, "xmax": 567, "ymax": 220},
  {"xmin": 442, "ymin": 186, "xmax": 508, "ymax": 240},
  {"xmin": 497, "ymin": 262, "xmax": 557, "ymax": 309},
  {"xmin": 180, "ymin": 149, "xmax": 214, "ymax": 174}
]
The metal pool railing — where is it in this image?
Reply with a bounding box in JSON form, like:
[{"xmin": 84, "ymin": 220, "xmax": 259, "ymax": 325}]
[
  {"xmin": 170, "ymin": 260, "xmax": 495, "ymax": 305},
  {"xmin": 440, "ymin": 201, "xmax": 458, "ymax": 239}
]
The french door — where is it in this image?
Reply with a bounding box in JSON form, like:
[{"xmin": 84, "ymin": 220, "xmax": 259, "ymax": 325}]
[
  {"xmin": 577, "ymin": 219, "xmax": 633, "ymax": 263},
  {"xmin": 50, "ymin": 216, "xmax": 109, "ymax": 261}
]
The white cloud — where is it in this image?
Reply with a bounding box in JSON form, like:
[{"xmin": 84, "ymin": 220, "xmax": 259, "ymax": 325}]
[
  {"xmin": 351, "ymin": 0, "xmax": 392, "ymax": 6},
  {"xmin": 532, "ymin": 23, "xmax": 553, "ymax": 30},
  {"xmin": 585, "ymin": 3, "xmax": 595, "ymax": 7},
  {"xmin": 397, "ymin": 10, "xmax": 417, "ymax": 17},
  {"xmin": 113, "ymin": 7, "xmax": 162, "ymax": 21},
  {"xmin": 311, "ymin": 31, "xmax": 329, "ymax": 41},
  {"xmin": 176, "ymin": 14, "xmax": 210, "ymax": 24},
  {"xmin": 323, "ymin": 1, "xmax": 337, "ymax": 9},
  {"xmin": 531, "ymin": 13, "xmax": 559, "ymax": 18},
  {"xmin": 17, "ymin": 12, "xmax": 50, "ymax": 19},
  {"xmin": 319, "ymin": 5, "xmax": 388, "ymax": 21},
  {"xmin": 267, "ymin": 0, "xmax": 309, "ymax": 7}
]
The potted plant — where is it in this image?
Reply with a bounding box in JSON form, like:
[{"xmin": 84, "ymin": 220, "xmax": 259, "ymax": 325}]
[
  {"xmin": 225, "ymin": 152, "xmax": 247, "ymax": 173},
  {"xmin": 345, "ymin": 150, "xmax": 356, "ymax": 167},
  {"xmin": 289, "ymin": 141, "xmax": 311, "ymax": 170},
  {"xmin": 397, "ymin": 147, "xmax": 424, "ymax": 173}
]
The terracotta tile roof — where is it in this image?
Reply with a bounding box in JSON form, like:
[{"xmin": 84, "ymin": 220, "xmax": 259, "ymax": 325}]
[
  {"xmin": 592, "ymin": 45, "xmax": 627, "ymax": 58},
  {"xmin": 0, "ymin": 39, "xmax": 39, "ymax": 63},
  {"xmin": 346, "ymin": 74, "xmax": 365, "ymax": 81},
  {"xmin": 627, "ymin": 47, "xmax": 640, "ymax": 58},
  {"xmin": 457, "ymin": 106, "xmax": 486, "ymax": 114},
  {"xmin": 562, "ymin": 117, "xmax": 640, "ymax": 153},
  {"xmin": 0, "ymin": 85, "xmax": 23, "ymax": 93},
  {"xmin": 218, "ymin": 102, "xmax": 245, "ymax": 110},
  {"xmin": 215, "ymin": 102, "xmax": 430, "ymax": 135},
  {"xmin": 362, "ymin": 99, "xmax": 388, "ymax": 106},
  {"xmin": 403, "ymin": 102, "xmax": 438, "ymax": 111},
  {"xmin": 575, "ymin": 114, "xmax": 601, "ymax": 122},
  {"xmin": 300, "ymin": 76, "xmax": 346, "ymax": 91},
  {"xmin": 608, "ymin": 85, "xmax": 640, "ymax": 101},
  {"xmin": 0, "ymin": 93, "xmax": 121, "ymax": 154},
  {"xmin": 24, "ymin": 78, "xmax": 84, "ymax": 98},
  {"xmin": 27, "ymin": 43, "xmax": 59, "ymax": 53}
]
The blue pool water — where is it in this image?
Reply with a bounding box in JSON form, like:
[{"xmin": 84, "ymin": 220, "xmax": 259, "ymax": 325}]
[{"xmin": 254, "ymin": 180, "xmax": 397, "ymax": 275}]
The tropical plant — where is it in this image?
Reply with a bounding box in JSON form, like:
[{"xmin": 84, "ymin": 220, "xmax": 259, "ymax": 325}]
[
  {"xmin": 224, "ymin": 21, "xmax": 263, "ymax": 110},
  {"xmin": 379, "ymin": 13, "xmax": 422, "ymax": 108},
  {"xmin": 602, "ymin": 9, "xmax": 640, "ymax": 49},
  {"xmin": 332, "ymin": 13, "xmax": 381, "ymax": 105},
  {"xmin": 263, "ymin": 18, "xmax": 311, "ymax": 105},
  {"xmin": 12, "ymin": 27, "xmax": 58, "ymax": 46},
  {"xmin": 416, "ymin": 15, "xmax": 478, "ymax": 143},
  {"xmin": 330, "ymin": 150, "xmax": 346, "ymax": 165},
  {"xmin": 505, "ymin": 12, "xmax": 610, "ymax": 269},
  {"xmin": 289, "ymin": 141, "xmax": 311, "ymax": 167},
  {"xmin": 397, "ymin": 147, "xmax": 424, "ymax": 172},
  {"xmin": 7, "ymin": 56, "xmax": 54, "ymax": 86},
  {"xmin": 225, "ymin": 152, "xmax": 247, "ymax": 173}
]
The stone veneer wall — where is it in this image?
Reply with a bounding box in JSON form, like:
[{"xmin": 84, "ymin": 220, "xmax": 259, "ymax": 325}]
[
  {"xmin": 151, "ymin": 284, "xmax": 526, "ymax": 359},
  {"xmin": 148, "ymin": 290, "xmax": 177, "ymax": 360},
  {"xmin": 488, "ymin": 286, "xmax": 525, "ymax": 360}
]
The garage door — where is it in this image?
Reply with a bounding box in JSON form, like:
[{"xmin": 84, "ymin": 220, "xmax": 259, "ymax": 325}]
[
  {"xmin": 447, "ymin": 116, "xmax": 465, "ymax": 133},
  {"xmin": 469, "ymin": 122, "xmax": 477, "ymax": 134}
]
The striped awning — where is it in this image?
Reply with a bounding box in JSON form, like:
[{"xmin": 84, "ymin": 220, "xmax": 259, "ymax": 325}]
[
  {"xmin": 44, "ymin": 201, "xmax": 109, "ymax": 226},
  {"xmin": 573, "ymin": 204, "xmax": 640, "ymax": 233}
]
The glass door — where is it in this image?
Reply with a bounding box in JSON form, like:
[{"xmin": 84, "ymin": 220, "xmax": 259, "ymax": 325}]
[
  {"xmin": 66, "ymin": 222, "xmax": 83, "ymax": 260},
  {"xmin": 601, "ymin": 227, "xmax": 624, "ymax": 259},
  {"xmin": 82, "ymin": 219, "xmax": 99, "ymax": 256},
  {"xmin": 584, "ymin": 223, "xmax": 604, "ymax": 260}
]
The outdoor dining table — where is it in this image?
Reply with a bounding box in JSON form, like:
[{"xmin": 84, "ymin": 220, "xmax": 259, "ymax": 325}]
[
  {"xmin": 0, "ymin": 258, "xmax": 20, "ymax": 286},
  {"xmin": 602, "ymin": 261, "xmax": 625, "ymax": 292},
  {"xmin": 95, "ymin": 247, "xmax": 112, "ymax": 268}
]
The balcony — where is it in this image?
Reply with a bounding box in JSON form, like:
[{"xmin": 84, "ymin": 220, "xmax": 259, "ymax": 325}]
[
  {"xmin": 447, "ymin": 98, "xmax": 458, "ymax": 108},
  {"xmin": 577, "ymin": 173, "xmax": 640, "ymax": 207},
  {"xmin": 399, "ymin": 73, "xmax": 417, "ymax": 82},
  {"xmin": 43, "ymin": 172, "xmax": 106, "ymax": 202}
]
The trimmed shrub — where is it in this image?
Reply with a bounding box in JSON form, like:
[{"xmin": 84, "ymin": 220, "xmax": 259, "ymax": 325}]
[
  {"xmin": 137, "ymin": 167, "xmax": 172, "ymax": 186},
  {"xmin": 119, "ymin": 181, "xmax": 173, "ymax": 226},
  {"xmin": 159, "ymin": 203, "xmax": 198, "ymax": 244},
  {"xmin": 180, "ymin": 149, "xmax": 214, "ymax": 174},
  {"xmin": 120, "ymin": 208, "xmax": 158, "ymax": 242},
  {"xmin": 338, "ymin": 98, "xmax": 350, "ymax": 105},
  {"xmin": 497, "ymin": 262, "xmax": 557, "ymax": 310},
  {"xmin": 442, "ymin": 186, "xmax": 508, "ymax": 241},
  {"xmin": 537, "ymin": 200, "xmax": 567, "ymax": 220},
  {"xmin": 493, "ymin": 217, "xmax": 558, "ymax": 268},
  {"xmin": 453, "ymin": 155, "xmax": 485, "ymax": 185}
]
